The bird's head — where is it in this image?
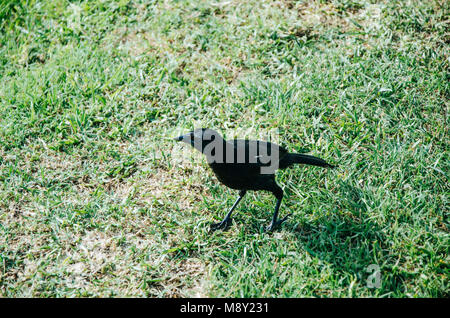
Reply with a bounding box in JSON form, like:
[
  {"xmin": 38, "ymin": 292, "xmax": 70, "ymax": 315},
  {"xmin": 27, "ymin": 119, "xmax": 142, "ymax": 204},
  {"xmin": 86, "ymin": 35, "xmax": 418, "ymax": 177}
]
[{"xmin": 174, "ymin": 128, "xmax": 223, "ymax": 154}]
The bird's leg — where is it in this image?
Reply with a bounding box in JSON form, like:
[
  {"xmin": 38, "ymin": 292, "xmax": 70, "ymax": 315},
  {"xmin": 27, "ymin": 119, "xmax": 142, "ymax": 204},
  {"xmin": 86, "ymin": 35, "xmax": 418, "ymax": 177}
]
[
  {"xmin": 266, "ymin": 190, "xmax": 291, "ymax": 232},
  {"xmin": 210, "ymin": 190, "xmax": 246, "ymax": 231}
]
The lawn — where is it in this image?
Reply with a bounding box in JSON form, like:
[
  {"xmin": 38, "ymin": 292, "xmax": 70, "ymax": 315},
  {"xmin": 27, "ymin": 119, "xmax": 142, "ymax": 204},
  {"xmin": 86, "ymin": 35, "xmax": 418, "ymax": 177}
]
[{"xmin": 0, "ymin": 0, "xmax": 448, "ymax": 297}]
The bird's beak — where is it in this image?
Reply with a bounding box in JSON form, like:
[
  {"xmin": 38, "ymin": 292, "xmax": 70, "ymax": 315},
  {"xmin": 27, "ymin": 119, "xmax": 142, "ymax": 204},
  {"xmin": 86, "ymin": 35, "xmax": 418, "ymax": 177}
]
[
  {"xmin": 173, "ymin": 135, "xmax": 184, "ymax": 141},
  {"xmin": 173, "ymin": 133, "xmax": 191, "ymax": 142}
]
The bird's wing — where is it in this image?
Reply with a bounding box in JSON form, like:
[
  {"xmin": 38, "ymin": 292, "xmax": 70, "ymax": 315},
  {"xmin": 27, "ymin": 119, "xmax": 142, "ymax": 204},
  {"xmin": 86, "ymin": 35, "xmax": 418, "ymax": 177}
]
[{"xmin": 230, "ymin": 139, "xmax": 288, "ymax": 167}]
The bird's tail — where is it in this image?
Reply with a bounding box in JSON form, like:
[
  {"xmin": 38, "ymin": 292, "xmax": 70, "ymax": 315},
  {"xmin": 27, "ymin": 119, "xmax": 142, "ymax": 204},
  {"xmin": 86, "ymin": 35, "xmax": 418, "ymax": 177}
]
[{"xmin": 280, "ymin": 153, "xmax": 335, "ymax": 169}]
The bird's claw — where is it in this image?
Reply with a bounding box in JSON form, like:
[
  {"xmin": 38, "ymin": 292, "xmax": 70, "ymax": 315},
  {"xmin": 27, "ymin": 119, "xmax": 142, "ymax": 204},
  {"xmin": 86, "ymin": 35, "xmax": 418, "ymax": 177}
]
[
  {"xmin": 265, "ymin": 214, "xmax": 292, "ymax": 232},
  {"xmin": 210, "ymin": 218, "xmax": 233, "ymax": 231}
]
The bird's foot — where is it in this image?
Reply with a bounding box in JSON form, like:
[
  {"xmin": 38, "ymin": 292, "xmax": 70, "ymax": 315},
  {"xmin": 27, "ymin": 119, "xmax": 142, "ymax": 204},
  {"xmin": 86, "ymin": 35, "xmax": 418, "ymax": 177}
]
[
  {"xmin": 265, "ymin": 214, "xmax": 292, "ymax": 232},
  {"xmin": 210, "ymin": 218, "xmax": 233, "ymax": 231}
]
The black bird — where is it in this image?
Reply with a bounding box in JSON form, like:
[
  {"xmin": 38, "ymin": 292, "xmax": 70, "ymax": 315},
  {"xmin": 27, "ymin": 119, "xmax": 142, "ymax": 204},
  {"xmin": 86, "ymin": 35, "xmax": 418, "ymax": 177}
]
[{"xmin": 174, "ymin": 128, "xmax": 335, "ymax": 231}]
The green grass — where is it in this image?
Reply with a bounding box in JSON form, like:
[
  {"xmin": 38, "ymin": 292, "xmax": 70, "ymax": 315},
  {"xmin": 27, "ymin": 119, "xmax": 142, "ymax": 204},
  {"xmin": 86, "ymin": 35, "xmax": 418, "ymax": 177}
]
[{"xmin": 0, "ymin": 0, "xmax": 448, "ymax": 297}]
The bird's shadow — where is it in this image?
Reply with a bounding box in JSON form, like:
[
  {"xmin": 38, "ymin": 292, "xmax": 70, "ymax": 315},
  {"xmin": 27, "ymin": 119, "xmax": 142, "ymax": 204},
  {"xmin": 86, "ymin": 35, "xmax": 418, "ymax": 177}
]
[
  {"xmin": 206, "ymin": 175, "xmax": 392, "ymax": 291},
  {"xmin": 284, "ymin": 180, "xmax": 388, "ymax": 279}
]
